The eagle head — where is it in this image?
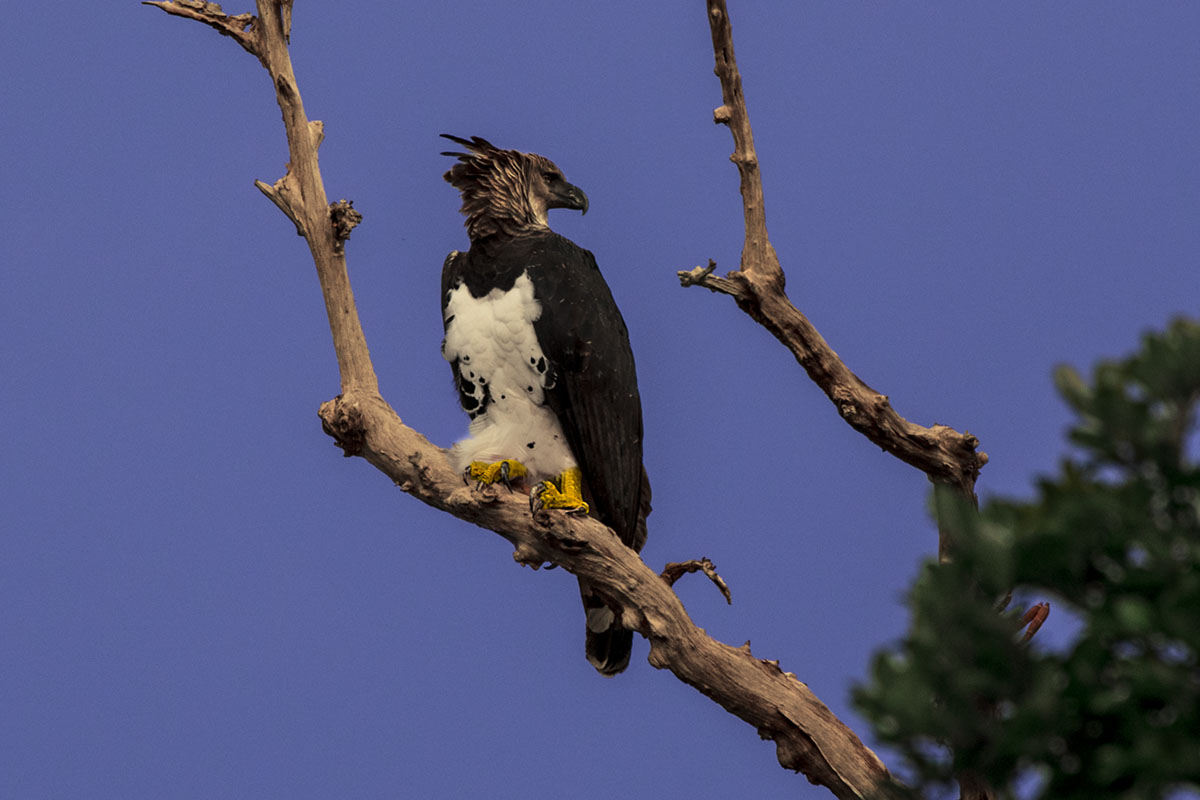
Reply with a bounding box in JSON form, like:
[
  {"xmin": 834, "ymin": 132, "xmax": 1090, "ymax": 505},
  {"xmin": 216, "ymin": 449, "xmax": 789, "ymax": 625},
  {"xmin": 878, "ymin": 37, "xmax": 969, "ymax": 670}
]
[{"xmin": 441, "ymin": 134, "xmax": 588, "ymax": 240}]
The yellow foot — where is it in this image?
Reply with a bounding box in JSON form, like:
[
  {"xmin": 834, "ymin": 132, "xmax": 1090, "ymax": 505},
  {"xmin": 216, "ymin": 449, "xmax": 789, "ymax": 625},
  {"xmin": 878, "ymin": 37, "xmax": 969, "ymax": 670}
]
[
  {"xmin": 466, "ymin": 459, "xmax": 528, "ymax": 490},
  {"xmin": 530, "ymin": 467, "xmax": 590, "ymax": 515}
]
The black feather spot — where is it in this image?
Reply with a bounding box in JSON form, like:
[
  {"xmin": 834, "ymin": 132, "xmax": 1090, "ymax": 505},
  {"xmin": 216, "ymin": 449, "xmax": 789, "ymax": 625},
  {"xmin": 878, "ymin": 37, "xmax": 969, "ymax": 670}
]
[
  {"xmin": 536, "ymin": 356, "xmax": 546, "ymax": 373},
  {"xmin": 460, "ymin": 379, "xmax": 476, "ymax": 395},
  {"xmin": 444, "ymin": 314, "xmax": 455, "ymax": 325},
  {"xmin": 526, "ymin": 386, "xmax": 533, "ymax": 393},
  {"xmin": 462, "ymin": 354, "xmax": 471, "ymax": 363},
  {"xmin": 461, "ymin": 395, "xmax": 478, "ymax": 411},
  {"xmin": 526, "ymin": 442, "xmax": 536, "ymax": 449}
]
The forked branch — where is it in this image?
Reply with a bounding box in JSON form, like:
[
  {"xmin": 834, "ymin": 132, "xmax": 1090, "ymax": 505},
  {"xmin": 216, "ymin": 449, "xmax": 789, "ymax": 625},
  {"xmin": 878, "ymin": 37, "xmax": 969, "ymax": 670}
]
[
  {"xmin": 146, "ymin": 2, "xmax": 907, "ymax": 797},
  {"xmin": 687, "ymin": 0, "xmax": 988, "ymax": 565},
  {"xmin": 692, "ymin": 4, "xmax": 1016, "ymax": 799},
  {"xmin": 146, "ymin": 0, "xmax": 375, "ymax": 394}
]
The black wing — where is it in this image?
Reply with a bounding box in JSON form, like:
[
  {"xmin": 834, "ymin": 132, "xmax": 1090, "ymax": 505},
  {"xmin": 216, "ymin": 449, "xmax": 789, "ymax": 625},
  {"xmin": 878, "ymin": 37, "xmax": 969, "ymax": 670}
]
[{"xmin": 525, "ymin": 233, "xmax": 648, "ymax": 550}]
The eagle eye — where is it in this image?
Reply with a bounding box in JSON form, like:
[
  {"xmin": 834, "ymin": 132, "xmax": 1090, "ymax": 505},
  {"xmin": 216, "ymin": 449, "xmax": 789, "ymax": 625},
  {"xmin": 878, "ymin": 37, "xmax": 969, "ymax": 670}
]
[{"xmin": 542, "ymin": 170, "xmax": 560, "ymax": 184}]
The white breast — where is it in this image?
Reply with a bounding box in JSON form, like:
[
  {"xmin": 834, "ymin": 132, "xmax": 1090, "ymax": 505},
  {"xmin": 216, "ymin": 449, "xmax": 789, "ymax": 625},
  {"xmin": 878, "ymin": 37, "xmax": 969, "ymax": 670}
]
[{"xmin": 442, "ymin": 271, "xmax": 576, "ymax": 481}]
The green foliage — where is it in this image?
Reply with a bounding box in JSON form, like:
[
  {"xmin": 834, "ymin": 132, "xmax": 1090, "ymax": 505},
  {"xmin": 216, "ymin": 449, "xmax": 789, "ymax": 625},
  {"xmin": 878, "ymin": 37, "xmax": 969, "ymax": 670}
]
[{"xmin": 855, "ymin": 318, "xmax": 1200, "ymax": 799}]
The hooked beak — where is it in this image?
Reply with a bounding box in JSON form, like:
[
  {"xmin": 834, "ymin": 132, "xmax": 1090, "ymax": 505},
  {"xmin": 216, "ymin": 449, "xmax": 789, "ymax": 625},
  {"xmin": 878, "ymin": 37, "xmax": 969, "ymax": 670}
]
[{"xmin": 549, "ymin": 181, "xmax": 589, "ymax": 215}]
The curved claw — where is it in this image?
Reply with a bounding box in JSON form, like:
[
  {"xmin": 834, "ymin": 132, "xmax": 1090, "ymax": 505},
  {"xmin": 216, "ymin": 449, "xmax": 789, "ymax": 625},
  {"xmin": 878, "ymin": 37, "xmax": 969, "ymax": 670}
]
[
  {"xmin": 467, "ymin": 459, "xmax": 528, "ymax": 490},
  {"xmin": 529, "ymin": 476, "xmax": 589, "ymax": 516}
]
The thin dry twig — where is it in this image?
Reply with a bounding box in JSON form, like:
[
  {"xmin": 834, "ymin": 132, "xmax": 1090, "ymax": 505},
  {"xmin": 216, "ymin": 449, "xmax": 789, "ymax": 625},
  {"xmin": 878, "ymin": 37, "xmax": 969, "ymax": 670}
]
[
  {"xmin": 144, "ymin": 1, "xmax": 257, "ymax": 55},
  {"xmin": 660, "ymin": 557, "xmax": 732, "ymax": 604}
]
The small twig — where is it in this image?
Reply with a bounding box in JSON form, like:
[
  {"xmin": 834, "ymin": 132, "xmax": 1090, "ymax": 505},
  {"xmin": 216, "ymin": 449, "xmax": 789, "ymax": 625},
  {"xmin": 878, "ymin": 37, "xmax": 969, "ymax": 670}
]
[
  {"xmin": 254, "ymin": 177, "xmax": 304, "ymax": 236},
  {"xmin": 660, "ymin": 557, "xmax": 732, "ymax": 604},
  {"xmin": 143, "ymin": 1, "xmax": 258, "ymax": 55},
  {"xmin": 677, "ymin": 259, "xmax": 749, "ymax": 299},
  {"xmin": 677, "ymin": 259, "xmax": 717, "ymax": 286}
]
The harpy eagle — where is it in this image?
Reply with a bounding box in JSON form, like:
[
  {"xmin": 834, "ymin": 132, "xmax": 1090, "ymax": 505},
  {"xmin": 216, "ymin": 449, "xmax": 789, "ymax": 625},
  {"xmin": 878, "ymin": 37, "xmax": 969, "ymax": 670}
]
[{"xmin": 440, "ymin": 135, "xmax": 651, "ymax": 676}]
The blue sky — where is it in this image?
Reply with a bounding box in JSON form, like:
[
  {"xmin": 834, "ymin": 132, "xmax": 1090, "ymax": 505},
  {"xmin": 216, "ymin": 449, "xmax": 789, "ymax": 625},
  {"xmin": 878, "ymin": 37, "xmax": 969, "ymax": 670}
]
[{"xmin": 3, "ymin": 2, "xmax": 1197, "ymax": 797}]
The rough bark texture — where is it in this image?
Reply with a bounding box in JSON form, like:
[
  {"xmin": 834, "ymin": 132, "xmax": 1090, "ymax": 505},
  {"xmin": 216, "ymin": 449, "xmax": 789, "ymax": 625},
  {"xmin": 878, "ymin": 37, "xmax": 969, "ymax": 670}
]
[
  {"xmin": 320, "ymin": 391, "xmax": 905, "ymax": 800},
  {"xmin": 146, "ymin": 1, "xmax": 910, "ymax": 797}
]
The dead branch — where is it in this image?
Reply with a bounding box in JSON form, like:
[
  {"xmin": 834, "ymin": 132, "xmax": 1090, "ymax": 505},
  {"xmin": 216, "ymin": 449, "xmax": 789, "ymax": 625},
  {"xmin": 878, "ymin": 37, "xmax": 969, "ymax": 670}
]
[
  {"xmin": 320, "ymin": 392, "xmax": 902, "ymax": 800},
  {"xmin": 146, "ymin": 1, "xmax": 909, "ymax": 796},
  {"xmin": 691, "ymin": 0, "xmax": 988, "ymax": 563},
  {"xmin": 694, "ymin": 4, "xmax": 1028, "ymax": 799},
  {"xmin": 146, "ymin": 0, "xmax": 376, "ymax": 395}
]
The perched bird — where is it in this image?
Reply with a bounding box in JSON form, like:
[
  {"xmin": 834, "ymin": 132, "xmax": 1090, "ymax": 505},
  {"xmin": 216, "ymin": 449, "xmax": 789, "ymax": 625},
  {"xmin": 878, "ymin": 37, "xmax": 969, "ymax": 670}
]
[{"xmin": 440, "ymin": 135, "xmax": 651, "ymax": 675}]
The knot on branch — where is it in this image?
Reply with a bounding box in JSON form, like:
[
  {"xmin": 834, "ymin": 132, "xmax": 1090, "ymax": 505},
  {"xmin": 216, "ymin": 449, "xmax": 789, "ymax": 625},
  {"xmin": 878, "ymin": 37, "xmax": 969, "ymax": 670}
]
[
  {"xmin": 531, "ymin": 511, "xmax": 589, "ymax": 553},
  {"xmin": 330, "ymin": 199, "xmax": 362, "ymax": 252},
  {"xmin": 309, "ymin": 119, "xmax": 325, "ymax": 150},
  {"xmin": 713, "ymin": 104, "xmax": 733, "ymax": 125},
  {"xmin": 832, "ymin": 387, "xmax": 862, "ymax": 425},
  {"xmin": 512, "ymin": 542, "xmax": 546, "ymax": 569},
  {"xmin": 660, "ymin": 557, "xmax": 732, "ymax": 604},
  {"xmin": 403, "ymin": 452, "xmax": 435, "ymax": 493},
  {"xmin": 318, "ymin": 396, "xmax": 366, "ymax": 456},
  {"xmin": 933, "ymin": 424, "xmax": 989, "ymax": 478},
  {"xmin": 959, "ymin": 430, "xmax": 988, "ymax": 471},
  {"xmin": 729, "ymin": 151, "xmax": 759, "ymax": 172},
  {"xmin": 771, "ymin": 729, "xmax": 813, "ymax": 775}
]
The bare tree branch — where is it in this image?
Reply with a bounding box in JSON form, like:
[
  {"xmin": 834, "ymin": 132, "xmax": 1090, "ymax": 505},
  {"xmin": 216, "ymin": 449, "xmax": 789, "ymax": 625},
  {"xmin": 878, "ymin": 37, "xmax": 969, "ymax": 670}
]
[
  {"xmin": 690, "ymin": 0, "xmax": 988, "ymax": 564},
  {"xmin": 694, "ymin": 4, "xmax": 1021, "ymax": 799},
  {"xmin": 144, "ymin": 0, "xmax": 257, "ymax": 54},
  {"xmin": 321, "ymin": 392, "xmax": 906, "ymax": 799},
  {"xmin": 147, "ymin": 0, "xmax": 376, "ymax": 395},
  {"xmin": 146, "ymin": 1, "xmax": 912, "ymax": 796}
]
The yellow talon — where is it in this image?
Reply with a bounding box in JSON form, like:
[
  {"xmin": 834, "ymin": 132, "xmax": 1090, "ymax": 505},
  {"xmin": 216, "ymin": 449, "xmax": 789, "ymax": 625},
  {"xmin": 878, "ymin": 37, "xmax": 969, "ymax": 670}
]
[
  {"xmin": 467, "ymin": 459, "xmax": 528, "ymax": 487},
  {"xmin": 531, "ymin": 467, "xmax": 590, "ymax": 514}
]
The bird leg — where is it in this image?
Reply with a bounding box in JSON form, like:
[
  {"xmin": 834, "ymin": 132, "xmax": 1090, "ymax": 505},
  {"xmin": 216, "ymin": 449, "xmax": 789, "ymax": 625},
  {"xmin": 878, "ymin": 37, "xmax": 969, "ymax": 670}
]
[
  {"xmin": 530, "ymin": 467, "xmax": 590, "ymax": 515},
  {"xmin": 465, "ymin": 459, "xmax": 528, "ymax": 491}
]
